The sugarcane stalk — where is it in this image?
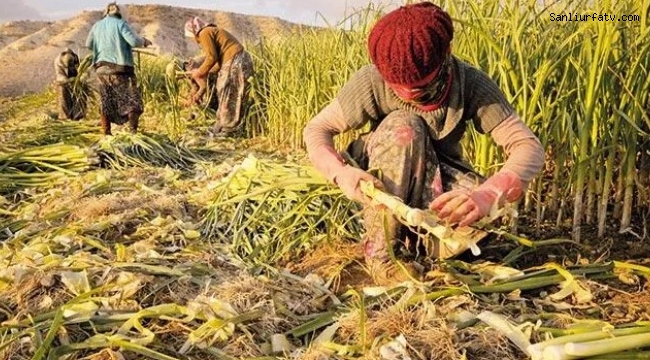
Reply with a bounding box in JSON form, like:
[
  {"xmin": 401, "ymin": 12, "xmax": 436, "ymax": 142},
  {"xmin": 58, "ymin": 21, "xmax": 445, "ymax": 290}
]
[
  {"xmin": 598, "ymin": 111, "xmax": 622, "ymax": 237},
  {"xmin": 613, "ymin": 168, "xmax": 625, "ymax": 219},
  {"xmin": 405, "ymin": 288, "xmax": 467, "ymax": 306},
  {"xmin": 620, "ymin": 128, "xmax": 637, "ymax": 232},
  {"xmin": 288, "ymin": 311, "xmax": 336, "ymax": 338},
  {"xmin": 132, "ymin": 47, "xmax": 158, "ymax": 57},
  {"xmin": 469, "ymin": 264, "xmax": 615, "ymax": 294},
  {"xmin": 587, "ymin": 351, "xmax": 650, "ymax": 359},
  {"xmin": 175, "ymin": 71, "xmax": 192, "ymax": 79},
  {"xmin": 535, "ymin": 176, "xmax": 544, "ymax": 227},
  {"xmin": 360, "ymin": 179, "xmax": 544, "ymax": 259},
  {"xmin": 359, "ymin": 180, "xmax": 431, "ymax": 229},
  {"xmin": 358, "ymin": 180, "xmax": 473, "ymax": 251},
  {"xmin": 528, "ymin": 326, "xmax": 650, "ymax": 360},
  {"xmin": 477, "ymin": 311, "xmax": 532, "ymax": 356},
  {"xmin": 565, "ymin": 332, "xmax": 650, "ymax": 358},
  {"xmin": 572, "ymin": 18, "xmax": 615, "ymax": 242},
  {"xmin": 585, "ymin": 157, "xmax": 598, "ymax": 225}
]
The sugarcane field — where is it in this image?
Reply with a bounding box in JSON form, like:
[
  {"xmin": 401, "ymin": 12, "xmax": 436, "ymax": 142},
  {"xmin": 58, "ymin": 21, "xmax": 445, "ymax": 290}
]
[{"xmin": 0, "ymin": 0, "xmax": 649, "ymax": 359}]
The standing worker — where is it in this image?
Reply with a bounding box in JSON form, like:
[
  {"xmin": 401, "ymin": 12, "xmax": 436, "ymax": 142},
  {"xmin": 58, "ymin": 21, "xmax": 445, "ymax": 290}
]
[
  {"xmin": 86, "ymin": 2, "xmax": 152, "ymax": 135},
  {"xmin": 303, "ymin": 3, "xmax": 545, "ymax": 285},
  {"xmin": 184, "ymin": 16, "xmax": 254, "ymax": 137},
  {"xmin": 54, "ymin": 48, "xmax": 86, "ymax": 120}
]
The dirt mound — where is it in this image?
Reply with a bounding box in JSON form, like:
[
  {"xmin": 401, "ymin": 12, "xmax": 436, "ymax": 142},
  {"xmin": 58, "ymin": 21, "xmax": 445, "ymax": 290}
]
[
  {"xmin": 0, "ymin": 4, "xmax": 309, "ymax": 98},
  {"xmin": 0, "ymin": 20, "xmax": 52, "ymax": 48}
]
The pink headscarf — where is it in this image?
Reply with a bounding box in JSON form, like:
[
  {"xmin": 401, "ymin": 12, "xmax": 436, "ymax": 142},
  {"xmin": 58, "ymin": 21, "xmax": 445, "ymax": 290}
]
[{"xmin": 184, "ymin": 16, "xmax": 210, "ymax": 37}]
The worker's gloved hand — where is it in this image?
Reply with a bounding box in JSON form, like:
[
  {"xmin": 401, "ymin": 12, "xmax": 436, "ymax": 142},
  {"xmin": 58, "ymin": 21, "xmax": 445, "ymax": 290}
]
[
  {"xmin": 142, "ymin": 38, "xmax": 153, "ymax": 47},
  {"xmin": 333, "ymin": 165, "xmax": 384, "ymax": 203},
  {"xmin": 429, "ymin": 170, "xmax": 523, "ymax": 227}
]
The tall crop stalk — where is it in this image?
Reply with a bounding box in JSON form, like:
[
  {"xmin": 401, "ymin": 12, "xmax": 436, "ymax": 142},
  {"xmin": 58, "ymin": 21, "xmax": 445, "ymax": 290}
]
[
  {"xmin": 568, "ymin": 1, "xmax": 614, "ymax": 241},
  {"xmin": 110, "ymin": 0, "xmax": 650, "ymax": 236},
  {"xmin": 247, "ymin": 6, "xmax": 379, "ymax": 149}
]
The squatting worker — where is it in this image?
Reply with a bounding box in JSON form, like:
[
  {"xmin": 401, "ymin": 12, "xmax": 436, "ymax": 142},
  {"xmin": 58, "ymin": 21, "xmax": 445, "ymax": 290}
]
[
  {"xmin": 184, "ymin": 16, "xmax": 254, "ymax": 137},
  {"xmin": 303, "ymin": 3, "xmax": 545, "ymax": 285},
  {"xmin": 86, "ymin": 2, "xmax": 152, "ymax": 135},
  {"xmin": 54, "ymin": 48, "xmax": 85, "ymax": 120}
]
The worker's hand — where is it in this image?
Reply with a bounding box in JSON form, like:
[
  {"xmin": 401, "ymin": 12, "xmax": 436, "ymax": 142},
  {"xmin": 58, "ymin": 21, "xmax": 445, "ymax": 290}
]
[
  {"xmin": 429, "ymin": 188, "xmax": 497, "ymax": 227},
  {"xmin": 142, "ymin": 37, "xmax": 153, "ymax": 47},
  {"xmin": 333, "ymin": 165, "xmax": 383, "ymax": 203},
  {"xmin": 184, "ymin": 58, "xmax": 195, "ymax": 70},
  {"xmin": 182, "ymin": 97, "xmax": 195, "ymax": 108},
  {"xmin": 184, "ymin": 94, "xmax": 202, "ymax": 107},
  {"xmin": 190, "ymin": 69, "xmax": 205, "ymax": 81},
  {"xmin": 429, "ymin": 170, "xmax": 523, "ymax": 227}
]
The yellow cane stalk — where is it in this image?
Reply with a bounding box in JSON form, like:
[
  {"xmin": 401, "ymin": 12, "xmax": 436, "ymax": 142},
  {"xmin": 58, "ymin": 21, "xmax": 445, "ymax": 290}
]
[{"xmin": 359, "ymin": 180, "xmax": 482, "ymax": 257}]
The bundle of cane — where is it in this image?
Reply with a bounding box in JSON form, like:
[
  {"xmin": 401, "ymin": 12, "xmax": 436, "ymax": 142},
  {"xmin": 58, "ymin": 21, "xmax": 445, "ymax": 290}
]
[
  {"xmin": 164, "ymin": 60, "xmax": 186, "ymax": 80},
  {"xmin": 175, "ymin": 71, "xmax": 192, "ymax": 80},
  {"xmin": 359, "ymin": 180, "xmax": 487, "ymax": 259},
  {"xmin": 132, "ymin": 47, "xmax": 160, "ymax": 57},
  {"xmin": 165, "ymin": 56, "xmax": 204, "ymax": 80}
]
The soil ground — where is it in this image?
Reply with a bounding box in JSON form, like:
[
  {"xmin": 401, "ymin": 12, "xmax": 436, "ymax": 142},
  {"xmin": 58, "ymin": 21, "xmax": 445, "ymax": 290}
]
[{"xmin": 1, "ymin": 93, "xmax": 649, "ymax": 360}]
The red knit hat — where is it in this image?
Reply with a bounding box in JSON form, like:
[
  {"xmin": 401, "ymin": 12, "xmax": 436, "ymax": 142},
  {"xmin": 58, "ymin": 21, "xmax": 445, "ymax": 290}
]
[{"xmin": 368, "ymin": 3, "xmax": 453, "ymax": 86}]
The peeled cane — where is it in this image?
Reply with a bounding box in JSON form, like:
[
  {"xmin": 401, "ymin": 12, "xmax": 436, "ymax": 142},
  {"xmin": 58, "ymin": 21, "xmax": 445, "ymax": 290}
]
[{"xmin": 359, "ymin": 180, "xmax": 485, "ymax": 258}]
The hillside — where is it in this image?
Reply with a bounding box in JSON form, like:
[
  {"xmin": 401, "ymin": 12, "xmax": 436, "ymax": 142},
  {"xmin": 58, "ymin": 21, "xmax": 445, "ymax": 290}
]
[{"xmin": 0, "ymin": 4, "xmax": 309, "ymax": 98}]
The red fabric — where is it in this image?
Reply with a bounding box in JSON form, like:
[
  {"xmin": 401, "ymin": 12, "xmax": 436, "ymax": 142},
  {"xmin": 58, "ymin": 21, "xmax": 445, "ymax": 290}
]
[
  {"xmin": 388, "ymin": 64, "xmax": 443, "ymax": 100},
  {"xmin": 367, "ymin": 3, "xmax": 453, "ymax": 86},
  {"xmin": 411, "ymin": 73, "xmax": 453, "ymax": 112},
  {"xmin": 388, "ymin": 63, "xmax": 454, "ymax": 112}
]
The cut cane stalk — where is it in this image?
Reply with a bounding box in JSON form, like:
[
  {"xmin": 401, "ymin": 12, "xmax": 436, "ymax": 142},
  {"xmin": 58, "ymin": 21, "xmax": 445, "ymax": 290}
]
[
  {"xmin": 359, "ymin": 180, "xmax": 485, "ymax": 258},
  {"xmin": 538, "ymin": 333, "xmax": 650, "ymax": 360},
  {"xmin": 359, "ymin": 180, "xmax": 446, "ymax": 237},
  {"xmin": 476, "ymin": 311, "xmax": 532, "ymax": 356},
  {"xmin": 132, "ymin": 47, "xmax": 159, "ymax": 57},
  {"xmin": 564, "ymin": 332, "xmax": 650, "ymax": 358},
  {"xmin": 527, "ymin": 326, "xmax": 650, "ymax": 360}
]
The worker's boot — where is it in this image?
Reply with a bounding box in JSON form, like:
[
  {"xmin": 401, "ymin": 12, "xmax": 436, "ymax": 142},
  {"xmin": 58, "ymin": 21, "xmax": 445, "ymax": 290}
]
[
  {"xmin": 100, "ymin": 114, "xmax": 112, "ymax": 136},
  {"xmin": 127, "ymin": 112, "xmax": 140, "ymax": 134},
  {"xmin": 363, "ymin": 206, "xmax": 420, "ymax": 286}
]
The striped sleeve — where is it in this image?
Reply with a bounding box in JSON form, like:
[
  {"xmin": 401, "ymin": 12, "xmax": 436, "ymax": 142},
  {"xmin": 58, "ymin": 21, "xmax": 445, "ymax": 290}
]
[
  {"xmin": 336, "ymin": 65, "xmax": 383, "ymax": 129},
  {"xmin": 465, "ymin": 67, "xmax": 515, "ymax": 133}
]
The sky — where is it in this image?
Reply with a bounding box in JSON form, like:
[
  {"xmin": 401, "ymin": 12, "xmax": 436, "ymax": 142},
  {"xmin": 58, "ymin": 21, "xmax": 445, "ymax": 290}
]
[{"xmin": 0, "ymin": 0, "xmax": 400, "ymax": 25}]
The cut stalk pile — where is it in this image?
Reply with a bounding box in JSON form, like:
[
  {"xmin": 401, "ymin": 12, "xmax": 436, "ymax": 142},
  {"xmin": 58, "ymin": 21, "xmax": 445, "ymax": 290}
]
[
  {"xmin": 0, "ymin": 143, "xmax": 90, "ymax": 194},
  {"xmin": 95, "ymin": 133, "xmax": 206, "ymax": 171},
  {"xmin": 9, "ymin": 120, "xmax": 98, "ymax": 147},
  {"xmin": 201, "ymin": 154, "xmax": 363, "ymax": 270}
]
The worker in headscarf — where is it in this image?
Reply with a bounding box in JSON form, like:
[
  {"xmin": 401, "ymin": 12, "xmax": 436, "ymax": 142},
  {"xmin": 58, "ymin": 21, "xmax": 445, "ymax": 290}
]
[
  {"xmin": 184, "ymin": 16, "xmax": 254, "ymax": 137},
  {"xmin": 54, "ymin": 48, "xmax": 86, "ymax": 120},
  {"xmin": 86, "ymin": 2, "xmax": 152, "ymax": 135},
  {"xmin": 303, "ymin": 3, "xmax": 545, "ymax": 285}
]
